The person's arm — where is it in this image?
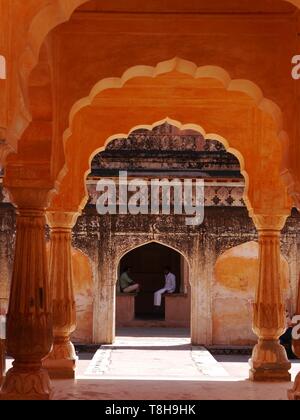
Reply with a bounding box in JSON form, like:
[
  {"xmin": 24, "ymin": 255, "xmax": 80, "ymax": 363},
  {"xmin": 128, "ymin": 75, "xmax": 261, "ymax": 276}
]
[
  {"xmin": 171, "ymin": 274, "xmax": 176, "ymax": 291},
  {"xmin": 124, "ymin": 272, "xmax": 134, "ymax": 285}
]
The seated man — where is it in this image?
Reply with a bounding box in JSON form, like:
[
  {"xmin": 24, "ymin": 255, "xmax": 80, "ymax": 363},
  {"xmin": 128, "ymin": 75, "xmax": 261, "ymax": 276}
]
[
  {"xmin": 118, "ymin": 266, "xmax": 140, "ymax": 294},
  {"xmin": 154, "ymin": 266, "xmax": 176, "ymax": 307}
]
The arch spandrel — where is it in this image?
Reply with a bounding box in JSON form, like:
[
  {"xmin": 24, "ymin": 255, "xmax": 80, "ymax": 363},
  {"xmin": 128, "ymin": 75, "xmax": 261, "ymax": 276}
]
[{"xmin": 48, "ymin": 61, "xmax": 292, "ymax": 220}]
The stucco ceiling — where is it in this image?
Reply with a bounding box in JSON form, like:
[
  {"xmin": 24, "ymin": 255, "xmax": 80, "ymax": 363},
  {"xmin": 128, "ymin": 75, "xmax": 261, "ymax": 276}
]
[{"xmin": 77, "ymin": 0, "xmax": 296, "ymax": 15}]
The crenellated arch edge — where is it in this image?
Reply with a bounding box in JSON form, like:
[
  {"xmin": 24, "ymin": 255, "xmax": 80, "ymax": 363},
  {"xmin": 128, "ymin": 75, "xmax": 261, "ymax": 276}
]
[{"xmin": 68, "ymin": 58, "xmax": 285, "ymax": 135}]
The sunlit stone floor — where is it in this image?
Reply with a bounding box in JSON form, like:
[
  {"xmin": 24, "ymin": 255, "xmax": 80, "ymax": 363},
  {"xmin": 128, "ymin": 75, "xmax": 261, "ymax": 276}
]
[{"xmin": 6, "ymin": 328, "xmax": 300, "ymax": 400}]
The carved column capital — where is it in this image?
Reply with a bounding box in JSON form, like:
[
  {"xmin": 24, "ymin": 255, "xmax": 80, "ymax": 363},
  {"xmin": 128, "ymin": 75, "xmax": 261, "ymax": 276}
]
[
  {"xmin": 4, "ymin": 186, "xmax": 51, "ymax": 210},
  {"xmin": 251, "ymin": 214, "xmax": 288, "ymax": 232}
]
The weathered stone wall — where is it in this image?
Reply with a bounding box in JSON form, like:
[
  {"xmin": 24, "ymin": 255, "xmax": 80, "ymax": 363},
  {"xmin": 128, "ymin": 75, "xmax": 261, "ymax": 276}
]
[
  {"xmin": 0, "ymin": 202, "xmax": 299, "ymax": 345},
  {"xmin": 72, "ymin": 206, "xmax": 300, "ymax": 345},
  {"xmin": 214, "ymin": 241, "xmax": 290, "ymax": 346},
  {"xmin": 0, "ymin": 204, "xmax": 15, "ymax": 316}
]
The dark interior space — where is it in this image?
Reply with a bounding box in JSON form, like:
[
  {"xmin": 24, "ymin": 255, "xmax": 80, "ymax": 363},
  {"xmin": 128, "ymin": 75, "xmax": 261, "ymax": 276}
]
[{"xmin": 120, "ymin": 242, "xmax": 181, "ymax": 319}]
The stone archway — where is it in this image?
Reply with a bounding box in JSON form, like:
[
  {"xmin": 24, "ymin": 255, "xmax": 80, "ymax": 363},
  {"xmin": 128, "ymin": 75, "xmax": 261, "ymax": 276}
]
[
  {"xmin": 6, "ymin": 0, "xmax": 300, "ymax": 148},
  {"xmin": 49, "ymin": 58, "xmax": 291, "ymax": 218},
  {"xmin": 0, "ymin": 60, "xmax": 293, "ymax": 401},
  {"xmin": 1, "ymin": 2, "xmax": 300, "ymax": 400},
  {"xmin": 94, "ymin": 238, "xmax": 193, "ymax": 344},
  {"xmin": 45, "ymin": 60, "xmax": 292, "ymax": 381}
]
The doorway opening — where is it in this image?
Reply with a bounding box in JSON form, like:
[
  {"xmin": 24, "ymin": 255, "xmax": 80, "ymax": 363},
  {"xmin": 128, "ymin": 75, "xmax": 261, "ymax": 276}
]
[{"xmin": 118, "ymin": 242, "xmax": 189, "ymax": 322}]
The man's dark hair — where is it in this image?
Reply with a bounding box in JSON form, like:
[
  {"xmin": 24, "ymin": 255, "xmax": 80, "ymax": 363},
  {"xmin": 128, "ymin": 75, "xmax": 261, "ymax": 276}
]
[
  {"xmin": 123, "ymin": 266, "xmax": 131, "ymax": 273},
  {"xmin": 164, "ymin": 266, "xmax": 171, "ymax": 272}
]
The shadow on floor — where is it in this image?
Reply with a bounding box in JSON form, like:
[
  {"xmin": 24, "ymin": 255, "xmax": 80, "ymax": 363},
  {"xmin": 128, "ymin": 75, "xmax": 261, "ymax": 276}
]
[{"xmin": 52, "ymin": 378, "xmax": 294, "ymax": 401}]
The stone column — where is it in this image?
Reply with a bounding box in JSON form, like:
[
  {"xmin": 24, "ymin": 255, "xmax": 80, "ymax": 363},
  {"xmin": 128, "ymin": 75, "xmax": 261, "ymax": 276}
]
[
  {"xmin": 43, "ymin": 211, "xmax": 78, "ymax": 379},
  {"xmin": 288, "ymin": 274, "xmax": 300, "ymax": 399},
  {"xmin": 249, "ymin": 215, "xmax": 291, "ymax": 382},
  {"xmin": 190, "ymin": 236, "xmax": 212, "ymax": 346},
  {"xmin": 0, "ymin": 188, "xmax": 53, "ymax": 400},
  {"xmin": 292, "ymin": 273, "xmax": 300, "ymax": 357}
]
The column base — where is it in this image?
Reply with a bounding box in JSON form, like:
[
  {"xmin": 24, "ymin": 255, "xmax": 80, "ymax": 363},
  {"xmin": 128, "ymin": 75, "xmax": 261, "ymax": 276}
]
[
  {"xmin": 249, "ymin": 339, "xmax": 291, "ymax": 382},
  {"xmin": 0, "ymin": 364, "xmax": 52, "ymax": 400},
  {"xmin": 288, "ymin": 372, "xmax": 300, "ymax": 400},
  {"xmin": 43, "ymin": 340, "xmax": 77, "ymax": 379}
]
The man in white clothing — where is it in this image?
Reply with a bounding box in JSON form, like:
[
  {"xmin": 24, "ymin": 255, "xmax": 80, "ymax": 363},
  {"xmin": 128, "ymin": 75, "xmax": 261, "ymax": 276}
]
[{"xmin": 154, "ymin": 266, "xmax": 176, "ymax": 307}]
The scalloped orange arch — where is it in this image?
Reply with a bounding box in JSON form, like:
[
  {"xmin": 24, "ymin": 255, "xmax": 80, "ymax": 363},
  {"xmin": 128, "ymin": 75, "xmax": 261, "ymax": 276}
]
[
  {"xmin": 49, "ymin": 58, "xmax": 292, "ymax": 221},
  {"xmin": 65, "ymin": 57, "xmax": 286, "ymax": 146}
]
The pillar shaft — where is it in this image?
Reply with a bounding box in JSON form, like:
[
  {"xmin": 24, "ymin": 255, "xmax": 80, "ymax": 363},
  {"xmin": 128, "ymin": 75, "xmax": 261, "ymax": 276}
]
[
  {"xmin": 43, "ymin": 211, "xmax": 78, "ymax": 379},
  {"xmin": 289, "ymin": 273, "xmax": 300, "ymax": 400},
  {"xmin": 0, "ymin": 206, "xmax": 53, "ymax": 400},
  {"xmin": 250, "ymin": 215, "xmax": 291, "ymax": 382}
]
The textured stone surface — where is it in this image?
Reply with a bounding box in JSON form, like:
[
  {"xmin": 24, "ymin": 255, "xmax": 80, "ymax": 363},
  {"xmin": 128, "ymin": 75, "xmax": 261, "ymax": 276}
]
[
  {"xmin": 1, "ymin": 203, "xmax": 300, "ymax": 346},
  {"xmin": 213, "ymin": 241, "xmax": 290, "ymax": 346}
]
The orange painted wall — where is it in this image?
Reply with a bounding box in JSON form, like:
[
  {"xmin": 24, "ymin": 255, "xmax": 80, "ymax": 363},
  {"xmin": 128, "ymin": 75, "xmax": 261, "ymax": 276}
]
[
  {"xmin": 213, "ymin": 241, "xmax": 290, "ymax": 345},
  {"xmin": 71, "ymin": 248, "xmax": 94, "ymax": 343}
]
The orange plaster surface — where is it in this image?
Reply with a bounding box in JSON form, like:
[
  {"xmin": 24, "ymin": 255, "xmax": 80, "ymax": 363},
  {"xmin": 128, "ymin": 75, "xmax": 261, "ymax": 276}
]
[{"xmin": 213, "ymin": 241, "xmax": 290, "ymax": 345}]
